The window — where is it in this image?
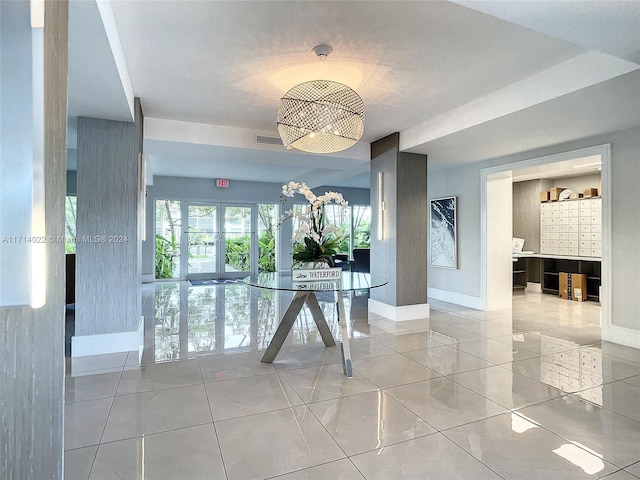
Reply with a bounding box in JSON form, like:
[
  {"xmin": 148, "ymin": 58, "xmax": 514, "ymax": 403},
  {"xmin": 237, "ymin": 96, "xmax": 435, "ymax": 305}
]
[
  {"xmin": 257, "ymin": 204, "xmax": 277, "ymax": 272},
  {"xmin": 291, "ymin": 203, "xmax": 371, "ymax": 258},
  {"xmin": 155, "ymin": 200, "xmax": 181, "ymax": 279},
  {"xmin": 65, "ymin": 196, "xmax": 77, "ymax": 253}
]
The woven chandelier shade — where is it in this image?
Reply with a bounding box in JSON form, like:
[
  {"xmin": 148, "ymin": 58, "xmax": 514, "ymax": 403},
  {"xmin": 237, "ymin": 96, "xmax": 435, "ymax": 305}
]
[{"xmin": 277, "ymin": 80, "xmax": 365, "ymax": 154}]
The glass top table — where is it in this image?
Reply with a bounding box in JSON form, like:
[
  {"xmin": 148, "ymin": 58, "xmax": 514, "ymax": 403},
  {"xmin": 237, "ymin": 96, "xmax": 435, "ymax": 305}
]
[{"xmin": 243, "ymin": 272, "xmax": 388, "ymax": 377}]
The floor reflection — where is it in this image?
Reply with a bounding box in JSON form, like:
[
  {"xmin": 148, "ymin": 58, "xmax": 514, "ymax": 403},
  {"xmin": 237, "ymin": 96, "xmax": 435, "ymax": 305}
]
[{"xmin": 144, "ymin": 281, "xmax": 367, "ymax": 362}]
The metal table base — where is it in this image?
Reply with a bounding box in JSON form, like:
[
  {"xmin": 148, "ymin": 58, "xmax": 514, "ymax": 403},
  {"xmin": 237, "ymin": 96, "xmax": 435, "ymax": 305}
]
[{"xmin": 260, "ymin": 290, "xmax": 353, "ymax": 378}]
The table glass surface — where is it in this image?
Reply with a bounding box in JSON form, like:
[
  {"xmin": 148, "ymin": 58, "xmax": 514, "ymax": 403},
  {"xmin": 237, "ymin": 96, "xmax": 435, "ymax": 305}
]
[{"xmin": 243, "ymin": 272, "xmax": 387, "ymax": 292}]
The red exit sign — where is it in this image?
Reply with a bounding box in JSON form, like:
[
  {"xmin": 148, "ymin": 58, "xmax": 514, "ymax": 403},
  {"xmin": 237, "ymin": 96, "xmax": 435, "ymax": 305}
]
[{"xmin": 216, "ymin": 178, "xmax": 229, "ymax": 188}]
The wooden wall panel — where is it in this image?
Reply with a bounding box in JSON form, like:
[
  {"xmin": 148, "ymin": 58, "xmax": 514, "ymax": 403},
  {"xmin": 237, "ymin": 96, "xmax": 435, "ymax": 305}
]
[{"xmin": 513, "ymin": 179, "xmax": 541, "ymax": 253}]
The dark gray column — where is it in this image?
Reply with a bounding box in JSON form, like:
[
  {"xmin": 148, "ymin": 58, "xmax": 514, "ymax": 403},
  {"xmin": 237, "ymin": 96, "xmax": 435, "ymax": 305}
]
[
  {"xmin": 370, "ymin": 133, "xmax": 428, "ymax": 314},
  {"xmin": 74, "ymin": 100, "xmax": 143, "ymax": 352},
  {"xmin": 0, "ymin": 0, "xmax": 68, "ymax": 477}
]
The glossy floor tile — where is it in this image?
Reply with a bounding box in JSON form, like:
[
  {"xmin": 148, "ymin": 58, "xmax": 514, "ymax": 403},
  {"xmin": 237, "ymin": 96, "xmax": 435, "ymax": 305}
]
[
  {"xmin": 352, "ymin": 353, "xmax": 440, "ymax": 388},
  {"xmin": 64, "ymin": 285, "xmax": 640, "ymax": 479},
  {"xmin": 279, "ymin": 363, "xmax": 379, "ymax": 403},
  {"xmin": 116, "ymin": 358, "xmax": 203, "ymax": 395},
  {"xmin": 206, "ymin": 372, "xmax": 304, "ymax": 420},
  {"xmin": 516, "ymin": 395, "xmax": 640, "ymax": 468},
  {"xmin": 350, "ymin": 433, "xmax": 503, "ymax": 480},
  {"xmin": 308, "ymin": 390, "xmax": 435, "ymax": 455},
  {"xmin": 64, "ymin": 398, "xmax": 112, "ymax": 450},
  {"xmin": 65, "ymin": 372, "xmax": 121, "ymax": 403},
  {"xmin": 624, "ymin": 461, "xmax": 640, "ymax": 477},
  {"xmin": 449, "ymin": 365, "xmax": 564, "ymax": 409},
  {"xmin": 403, "ymin": 345, "xmax": 492, "ymax": 376},
  {"xmin": 443, "ymin": 412, "xmax": 618, "ymax": 479},
  {"xmin": 64, "ymin": 446, "xmax": 97, "ymax": 480},
  {"xmin": 385, "ymin": 377, "xmax": 507, "ymax": 430},
  {"xmin": 89, "ymin": 424, "xmax": 225, "ymax": 480},
  {"xmin": 270, "ymin": 458, "xmax": 365, "ymax": 480},
  {"xmin": 216, "ymin": 406, "xmax": 345, "ymax": 480},
  {"xmin": 101, "ymin": 384, "xmax": 212, "ymax": 443}
]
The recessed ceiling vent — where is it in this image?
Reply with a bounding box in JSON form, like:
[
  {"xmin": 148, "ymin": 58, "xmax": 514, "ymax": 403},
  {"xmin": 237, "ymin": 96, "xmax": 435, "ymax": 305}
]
[{"xmin": 256, "ymin": 135, "xmax": 284, "ymax": 146}]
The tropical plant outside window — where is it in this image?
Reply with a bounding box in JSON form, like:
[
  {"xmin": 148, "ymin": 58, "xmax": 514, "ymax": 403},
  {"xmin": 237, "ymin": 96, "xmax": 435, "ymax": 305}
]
[
  {"xmin": 65, "ymin": 196, "xmax": 77, "ymax": 254},
  {"xmin": 257, "ymin": 204, "xmax": 277, "ymax": 272},
  {"xmin": 155, "ymin": 200, "xmax": 181, "ymax": 279},
  {"xmin": 291, "ymin": 203, "xmax": 370, "ymax": 257}
]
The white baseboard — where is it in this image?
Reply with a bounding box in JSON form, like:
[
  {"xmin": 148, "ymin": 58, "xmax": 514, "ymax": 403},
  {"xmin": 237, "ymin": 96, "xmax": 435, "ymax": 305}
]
[
  {"xmin": 602, "ymin": 324, "xmax": 640, "ymax": 349},
  {"xmin": 141, "ymin": 274, "xmax": 155, "ymax": 283},
  {"xmin": 72, "ymin": 317, "xmax": 144, "ymax": 357},
  {"xmin": 526, "ymin": 282, "xmax": 542, "ymax": 293},
  {"xmin": 427, "ymin": 287, "xmax": 484, "ymax": 310},
  {"xmin": 368, "ymin": 299, "xmax": 430, "ymax": 321}
]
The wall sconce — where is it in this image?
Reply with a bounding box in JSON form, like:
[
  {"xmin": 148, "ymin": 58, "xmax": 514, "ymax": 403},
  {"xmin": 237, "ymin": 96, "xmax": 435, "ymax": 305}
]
[
  {"xmin": 377, "ymin": 172, "xmax": 385, "ymax": 240},
  {"xmin": 30, "ymin": 0, "xmax": 46, "ymax": 309}
]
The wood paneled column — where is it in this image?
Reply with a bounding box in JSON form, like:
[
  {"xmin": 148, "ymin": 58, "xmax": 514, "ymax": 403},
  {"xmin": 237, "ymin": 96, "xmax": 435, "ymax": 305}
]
[{"xmin": 369, "ymin": 133, "xmax": 429, "ymax": 320}]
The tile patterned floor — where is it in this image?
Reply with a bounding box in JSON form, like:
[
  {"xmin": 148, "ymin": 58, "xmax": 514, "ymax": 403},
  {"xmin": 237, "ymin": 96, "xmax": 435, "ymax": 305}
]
[{"xmin": 64, "ymin": 284, "xmax": 640, "ymax": 480}]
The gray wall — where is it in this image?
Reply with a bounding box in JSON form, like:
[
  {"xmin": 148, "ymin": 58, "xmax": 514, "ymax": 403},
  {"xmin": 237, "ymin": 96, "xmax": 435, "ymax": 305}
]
[
  {"xmin": 143, "ymin": 176, "xmax": 370, "ymax": 277},
  {"xmin": 75, "ymin": 106, "xmax": 143, "ymax": 336},
  {"xmin": 551, "ymin": 173, "xmax": 601, "ymax": 195},
  {"xmin": 371, "ymin": 133, "xmax": 428, "ymax": 306},
  {"xmin": 428, "ymin": 126, "xmax": 640, "ymax": 332},
  {"xmin": 0, "ymin": 0, "xmax": 68, "ymax": 477},
  {"xmin": 512, "ymin": 180, "xmax": 541, "ymax": 253}
]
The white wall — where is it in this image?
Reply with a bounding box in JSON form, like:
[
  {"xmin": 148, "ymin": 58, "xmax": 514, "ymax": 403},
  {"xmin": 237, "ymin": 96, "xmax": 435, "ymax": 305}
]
[{"xmin": 427, "ymin": 127, "xmax": 640, "ymax": 338}]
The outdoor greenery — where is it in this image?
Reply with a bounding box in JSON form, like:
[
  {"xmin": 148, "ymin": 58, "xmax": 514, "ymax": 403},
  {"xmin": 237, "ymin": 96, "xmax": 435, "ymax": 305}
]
[{"xmin": 65, "ymin": 196, "xmax": 77, "ymax": 254}]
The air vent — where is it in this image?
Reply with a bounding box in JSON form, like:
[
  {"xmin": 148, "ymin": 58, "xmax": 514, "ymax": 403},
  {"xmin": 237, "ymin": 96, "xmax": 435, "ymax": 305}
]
[{"xmin": 256, "ymin": 135, "xmax": 284, "ymax": 146}]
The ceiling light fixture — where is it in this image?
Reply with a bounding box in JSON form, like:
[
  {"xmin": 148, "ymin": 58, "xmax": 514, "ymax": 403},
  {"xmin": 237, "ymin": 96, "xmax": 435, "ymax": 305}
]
[{"xmin": 276, "ymin": 46, "xmax": 365, "ymax": 154}]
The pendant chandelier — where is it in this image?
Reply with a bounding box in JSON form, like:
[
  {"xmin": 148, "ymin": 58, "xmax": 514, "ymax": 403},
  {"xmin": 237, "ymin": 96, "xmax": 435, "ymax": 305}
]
[{"xmin": 277, "ymin": 80, "xmax": 365, "ymax": 154}]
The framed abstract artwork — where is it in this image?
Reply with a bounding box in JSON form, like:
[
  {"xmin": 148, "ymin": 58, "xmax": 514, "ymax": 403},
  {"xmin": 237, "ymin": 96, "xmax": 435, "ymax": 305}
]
[{"xmin": 430, "ymin": 196, "xmax": 457, "ymax": 269}]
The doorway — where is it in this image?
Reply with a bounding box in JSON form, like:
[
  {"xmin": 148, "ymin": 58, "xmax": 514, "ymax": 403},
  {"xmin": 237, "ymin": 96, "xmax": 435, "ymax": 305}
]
[
  {"xmin": 481, "ymin": 144, "xmax": 611, "ymax": 329},
  {"xmin": 184, "ymin": 203, "xmax": 255, "ymax": 280}
]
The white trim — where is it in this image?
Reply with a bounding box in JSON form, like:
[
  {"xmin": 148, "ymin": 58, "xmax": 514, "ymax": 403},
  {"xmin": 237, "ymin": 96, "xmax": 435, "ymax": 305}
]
[
  {"xmin": 600, "ymin": 144, "xmax": 613, "ymax": 345},
  {"xmin": 141, "ymin": 274, "xmax": 154, "ymax": 283},
  {"xmin": 72, "ymin": 317, "xmax": 144, "ymax": 357},
  {"xmin": 602, "ymin": 324, "xmax": 640, "ymax": 350},
  {"xmin": 525, "ymin": 282, "xmax": 542, "ymax": 294},
  {"xmin": 96, "ymin": 0, "xmax": 135, "ymax": 120},
  {"xmin": 368, "ymin": 299, "xmax": 430, "ymax": 321},
  {"xmin": 427, "ymin": 287, "xmax": 484, "ymax": 310}
]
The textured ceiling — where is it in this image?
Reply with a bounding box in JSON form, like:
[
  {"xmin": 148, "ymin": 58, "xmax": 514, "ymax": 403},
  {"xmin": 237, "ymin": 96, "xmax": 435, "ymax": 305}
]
[{"xmin": 67, "ymin": 0, "xmax": 640, "ymax": 185}]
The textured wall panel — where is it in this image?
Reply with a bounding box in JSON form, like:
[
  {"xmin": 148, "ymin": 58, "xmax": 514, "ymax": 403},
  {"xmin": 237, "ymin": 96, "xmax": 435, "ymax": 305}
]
[
  {"xmin": 397, "ymin": 152, "xmax": 428, "ymax": 306},
  {"xmin": 513, "ymin": 179, "xmax": 541, "ymax": 253},
  {"xmin": 0, "ymin": 0, "xmax": 68, "ymax": 477},
  {"xmin": 370, "ymin": 134, "xmax": 399, "ymax": 306},
  {"xmin": 76, "ymin": 112, "xmax": 141, "ymax": 335},
  {"xmin": 370, "ymin": 133, "xmax": 428, "ymax": 307}
]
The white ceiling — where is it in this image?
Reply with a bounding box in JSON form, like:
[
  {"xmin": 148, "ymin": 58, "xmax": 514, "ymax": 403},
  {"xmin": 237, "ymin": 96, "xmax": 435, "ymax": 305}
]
[{"xmin": 66, "ymin": 0, "xmax": 640, "ymax": 187}]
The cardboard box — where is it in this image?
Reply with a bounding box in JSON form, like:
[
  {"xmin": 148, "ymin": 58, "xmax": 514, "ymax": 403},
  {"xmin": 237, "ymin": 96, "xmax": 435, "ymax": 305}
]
[
  {"xmin": 540, "ymin": 191, "xmax": 550, "ymax": 202},
  {"xmin": 569, "ymin": 192, "xmax": 583, "ymax": 199},
  {"xmin": 559, "ymin": 272, "xmax": 588, "ymax": 302},
  {"xmin": 550, "ymin": 187, "xmax": 566, "ymax": 201},
  {"xmin": 584, "ymin": 188, "xmax": 598, "ymax": 198}
]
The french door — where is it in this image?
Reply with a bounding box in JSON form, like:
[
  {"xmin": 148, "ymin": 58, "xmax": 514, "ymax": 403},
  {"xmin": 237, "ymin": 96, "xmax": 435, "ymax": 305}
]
[{"xmin": 183, "ymin": 203, "xmax": 256, "ymax": 280}]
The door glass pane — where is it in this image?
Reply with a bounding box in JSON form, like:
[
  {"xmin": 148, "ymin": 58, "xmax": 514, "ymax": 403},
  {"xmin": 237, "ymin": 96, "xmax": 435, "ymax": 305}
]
[
  {"xmin": 224, "ymin": 206, "xmax": 251, "ymax": 273},
  {"xmin": 324, "ymin": 204, "xmax": 351, "ymax": 254},
  {"xmin": 188, "ymin": 205, "xmax": 217, "ymax": 274},
  {"xmin": 155, "ymin": 200, "xmax": 181, "ymax": 278},
  {"xmin": 257, "ymin": 204, "xmax": 277, "ymax": 272},
  {"xmin": 353, "ymin": 205, "xmax": 371, "ymax": 248},
  {"xmin": 65, "ymin": 196, "xmax": 77, "ymax": 253}
]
